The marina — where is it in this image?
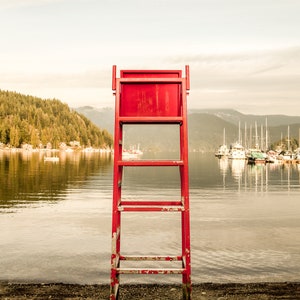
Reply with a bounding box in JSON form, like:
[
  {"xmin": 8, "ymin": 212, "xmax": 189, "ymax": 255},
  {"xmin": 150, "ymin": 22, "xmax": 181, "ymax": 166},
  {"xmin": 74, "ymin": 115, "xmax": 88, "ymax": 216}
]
[{"xmin": 215, "ymin": 124, "xmax": 300, "ymax": 164}]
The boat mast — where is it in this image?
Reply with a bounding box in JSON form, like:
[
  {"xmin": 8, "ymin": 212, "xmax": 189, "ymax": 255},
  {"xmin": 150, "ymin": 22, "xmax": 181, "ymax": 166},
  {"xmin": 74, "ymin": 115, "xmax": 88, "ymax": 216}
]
[
  {"xmin": 261, "ymin": 124, "xmax": 264, "ymax": 151},
  {"xmin": 238, "ymin": 121, "xmax": 242, "ymax": 144},
  {"xmin": 265, "ymin": 117, "xmax": 268, "ymax": 151},
  {"xmin": 287, "ymin": 125, "xmax": 290, "ymax": 152},
  {"xmin": 255, "ymin": 121, "xmax": 258, "ymax": 149},
  {"xmin": 250, "ymin": 124, "xmax": 252, "ymax": 149},
  {"xmin": 244, "ymin": 122, "xmax": 247, "ymax": 149}
]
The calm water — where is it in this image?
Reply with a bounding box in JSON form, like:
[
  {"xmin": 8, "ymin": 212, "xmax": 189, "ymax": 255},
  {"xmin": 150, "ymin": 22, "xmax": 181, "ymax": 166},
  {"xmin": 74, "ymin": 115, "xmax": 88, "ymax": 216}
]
[{"xmin": 0, "ymin": 151, "xmax": 300, "ymax": 284}]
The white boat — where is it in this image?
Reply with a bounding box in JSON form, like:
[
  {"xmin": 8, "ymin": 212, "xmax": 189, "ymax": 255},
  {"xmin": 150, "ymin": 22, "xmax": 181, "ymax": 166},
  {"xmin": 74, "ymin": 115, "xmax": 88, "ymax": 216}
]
[
  {"xmin": 278, "ymin": 125, "xmax": 295, "ymax": 162},
  {"xmin": 266, "ymin": 150, "xmax": 281, "ymax": 164},
  {"xmin": 278, "ymin": 150, "xmax": 295, "ymax": 162},
  {"xmin": 229, "ymin": 122, "xmax": 246, "ymax": 159},
  {"xmin": 215, "ymin": 128, "xmax": 229, "ymax": 158},
  {"xmin": 122, "ymin": 145, "xmax": 143, "ymax": 160},
  {"xmin": 228, "ymin": 142, "xmax": 246, "ymax": 160},
  {"xmin": 215, "ymin": 144, "xmax": 229, "ymax": 158},
  {"xmin": 294, "ymin": 148, "xmax": 300, "ymax": 162}
]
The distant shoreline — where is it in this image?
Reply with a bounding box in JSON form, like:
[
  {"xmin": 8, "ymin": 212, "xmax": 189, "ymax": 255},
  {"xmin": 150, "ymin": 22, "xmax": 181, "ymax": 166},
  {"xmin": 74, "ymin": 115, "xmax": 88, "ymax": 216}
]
[{"xmin": 0, "ymin": 147, "xmax": 112, "ymax": 153}]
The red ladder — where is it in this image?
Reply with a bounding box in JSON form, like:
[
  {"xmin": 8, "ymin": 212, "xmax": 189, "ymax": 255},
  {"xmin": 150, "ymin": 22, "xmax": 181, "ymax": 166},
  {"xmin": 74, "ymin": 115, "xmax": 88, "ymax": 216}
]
[{"xmin": 110, "ymin": 65, "xmax": 191, "ymax": 299}]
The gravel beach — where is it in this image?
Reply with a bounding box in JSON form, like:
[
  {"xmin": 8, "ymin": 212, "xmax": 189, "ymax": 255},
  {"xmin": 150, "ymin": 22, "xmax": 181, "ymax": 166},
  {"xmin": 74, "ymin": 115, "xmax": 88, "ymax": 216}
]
[{"xmin": 1, "ymin": 282, "xmax": 300, "ymax": 299}]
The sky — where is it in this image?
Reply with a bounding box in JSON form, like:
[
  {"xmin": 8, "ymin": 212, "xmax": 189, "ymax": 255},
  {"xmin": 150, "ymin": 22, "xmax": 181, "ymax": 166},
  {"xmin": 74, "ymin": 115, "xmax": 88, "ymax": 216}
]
[{"xmin": 1, "ymin": 0, "xmax": 300, "ymax": 115}]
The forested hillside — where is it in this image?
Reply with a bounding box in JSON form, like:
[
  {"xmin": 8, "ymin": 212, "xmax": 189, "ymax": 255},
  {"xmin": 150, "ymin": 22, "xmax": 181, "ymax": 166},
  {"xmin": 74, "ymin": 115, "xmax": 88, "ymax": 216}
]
[{"xmin": 0, "ymin": 90, "xmax": 113, "ymax": 149}]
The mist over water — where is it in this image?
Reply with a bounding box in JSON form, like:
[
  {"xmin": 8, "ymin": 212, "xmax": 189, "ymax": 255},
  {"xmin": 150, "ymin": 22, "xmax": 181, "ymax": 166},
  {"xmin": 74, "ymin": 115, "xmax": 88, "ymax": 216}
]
[{"xmin": 0, "ymin": 151, "xmax": 300, "ymax": 284}]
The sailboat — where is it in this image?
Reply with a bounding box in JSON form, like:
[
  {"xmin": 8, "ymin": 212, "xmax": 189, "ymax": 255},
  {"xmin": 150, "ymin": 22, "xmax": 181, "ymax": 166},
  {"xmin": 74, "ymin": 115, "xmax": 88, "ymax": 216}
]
[
  {"xmin": 215, "ymin": 128, "xmax": 229, "ymax": 158},
  {"xmin": 122, "ymin": 144, "xmax": 143, "ymax": 160},
  {"xmin": 228, "ymin": 122, "xmax": 246, "ymax": 160},
  {"xmin": 121, "ymin": 131, "xmax": 143, "ymax": 160},
  {"xmin": 278, "ymin": 125, "xmax": 294, "ymax": 162},
  {"xmin": 229, "ymin": 142, "xmax": 246, "ymax": 159},
  {"xmin": 246, "ymin": 121, "xmax": 266, "ymax": 164}
]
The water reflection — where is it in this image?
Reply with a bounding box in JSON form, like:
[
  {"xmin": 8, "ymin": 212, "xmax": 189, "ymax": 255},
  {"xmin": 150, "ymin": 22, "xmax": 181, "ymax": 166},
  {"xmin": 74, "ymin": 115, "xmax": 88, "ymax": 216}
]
[
  {"xmin": 0, "ymin": 151, "xmax": 112, "ymax": 210},
  {"xmin": 216, "ymin": 157, "xmax": 300, "ymax": 193},
  {"xmin": 230, "ymin": 160, "xmax": 245, "ymax": 181}
]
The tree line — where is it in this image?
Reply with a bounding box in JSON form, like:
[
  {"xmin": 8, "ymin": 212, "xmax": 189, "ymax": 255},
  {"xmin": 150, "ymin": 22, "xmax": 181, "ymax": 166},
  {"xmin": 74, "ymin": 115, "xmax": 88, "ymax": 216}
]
[{"xmin": 0, "ymin": 90, "xmax": 113, "ymax": 149}]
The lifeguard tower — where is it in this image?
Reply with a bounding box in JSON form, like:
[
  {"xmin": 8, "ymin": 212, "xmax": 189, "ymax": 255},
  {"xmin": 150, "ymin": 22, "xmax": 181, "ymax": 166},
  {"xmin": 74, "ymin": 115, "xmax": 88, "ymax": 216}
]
[{"xmin": 110, "ymin": 65, "xmax": 191, "ymax": 299}]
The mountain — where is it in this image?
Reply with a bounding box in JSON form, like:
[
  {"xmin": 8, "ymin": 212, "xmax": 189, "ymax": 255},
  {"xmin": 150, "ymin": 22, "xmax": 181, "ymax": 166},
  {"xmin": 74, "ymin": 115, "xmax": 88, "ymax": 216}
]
[
  {"xmin": 0, "ymin": 90, "xmax": 113, "ymax": 149},
  {"xmin": 188, "ymin": 113, "xmax": 238, "ymax": 152},
  {"xmin": 75, "ymin": 106, "xmax": 300, "ymax": 152},
  {"xmin": 75, "ymin": 106, "xmax": 114, "ymax": 134},
  {"xmin": 192, "ymin": 109, "xmax": 300, "ymax": 127},
  {"xmin": 75, "ymin": 111, "xmax": 236, "ymax": 152},
  {"xmin": 5, "ymin": 89, "xmax": 298, "ymax": 152}
]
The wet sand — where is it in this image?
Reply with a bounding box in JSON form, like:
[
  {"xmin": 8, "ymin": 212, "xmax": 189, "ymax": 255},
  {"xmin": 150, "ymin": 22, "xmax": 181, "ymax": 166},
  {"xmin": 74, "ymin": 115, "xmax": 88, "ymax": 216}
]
[{"xmin": 1, "ymin": 282, "xmax": 300, "ymax": 299}]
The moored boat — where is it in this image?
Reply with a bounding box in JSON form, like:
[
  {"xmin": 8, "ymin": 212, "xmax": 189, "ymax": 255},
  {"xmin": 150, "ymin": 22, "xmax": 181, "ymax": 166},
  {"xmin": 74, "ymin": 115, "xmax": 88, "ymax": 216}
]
[
  {"xmin": 247, "ymin": 149, "xmax": 266, "ymax": 164},
  {"xmin": 294, "ymin": 148, "xmax": 300, "ymax": 163},
  {"xmin": 122, "ymin": 145, "xmax": 143, "ymax": 160},
  {"xmin": 215, "ymin": 144, "xmax": 229, "ymax": 158},
  {"xmin": 266, "ymin": 150, "xmax": 281, "ymax": 163},
  {"xmin": 278, "ymin": 150, "xmax": 295, "ymax": 163},
  {"xmin": 215, "ymin": 128, "xmax": 229, "ymax": 158},
  {"xmin": 228, "ymin": 142, "xmax": 246, "ymax": 160}
]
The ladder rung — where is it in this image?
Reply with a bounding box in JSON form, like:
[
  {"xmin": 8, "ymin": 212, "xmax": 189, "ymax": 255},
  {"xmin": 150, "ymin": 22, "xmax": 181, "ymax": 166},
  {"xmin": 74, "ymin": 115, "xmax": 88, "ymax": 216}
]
[
  {"xmin": 116, "ymin": 268, "xmax": 186, "ymax": 275},
  {"xmin": 119, "ymin": 116, "xmax": 183, "ymax": 124},
  {"xmin": 118, "ymin": 160, "xmax": 184, "ymax": 166},
  {"xmin": 119, "ymin": 77, "xmax": 184, "ymax": 83},
  {"xmin": 121, "ymin": 201, "xmax": 182, "ymax": 206},
  {"xmin": 120, "ymin": 255, "xmax": 183, "ymax": 261},
  {"xmin": 119, "ymin": 205, "xmax": 184, "ymax": 212}
]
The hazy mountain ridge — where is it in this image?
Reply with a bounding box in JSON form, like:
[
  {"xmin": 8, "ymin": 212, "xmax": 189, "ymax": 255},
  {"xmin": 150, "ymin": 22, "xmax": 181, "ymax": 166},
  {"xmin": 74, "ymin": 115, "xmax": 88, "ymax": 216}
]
[
  {"xmin": 75, "ymin": 106, "xmax": 114, "ymax": 133},
  {"xmin": 193, "ymin": 108, "xmax": 300, "ymax": 127},
  {"xmin": 75, "ymin": 106, "xmax": 300, "ymax": 152},
  {"xmin": 2, "ymin": 90, "xmax": 298, "ymax": 152}
]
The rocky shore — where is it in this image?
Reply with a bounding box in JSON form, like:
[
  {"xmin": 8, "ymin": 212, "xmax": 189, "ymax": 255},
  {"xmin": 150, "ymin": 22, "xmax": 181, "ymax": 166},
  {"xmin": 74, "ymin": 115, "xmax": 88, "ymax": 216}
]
[{"xmin": 1, "ymin": 282, "xmax": 300, "ymax": 299}]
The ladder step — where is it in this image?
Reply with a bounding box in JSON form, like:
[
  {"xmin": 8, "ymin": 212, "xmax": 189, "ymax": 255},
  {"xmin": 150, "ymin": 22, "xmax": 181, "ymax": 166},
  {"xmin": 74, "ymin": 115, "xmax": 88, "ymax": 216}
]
[
  {"xmin": 121, "ymin": 201, "xmax": 182, "ymax": 206},
  {"xmin": 119, "ymin": 205, "xmax": 184, "ymax": 212},
  {"xmin": 120, "ymin": 255, "xmax": 183, "ymax": 261},
  {"xmin": 119, "ymin": 116, "xmax": 183, "ymax": 124},
  {"xmin": 119, "ymin": 201, "xmax": 184, "ymax": 212},
  {"xmin": 118, "ymin": 160, "xmax": 184, "ymax": 166},
  {"xmin": 116, "ymin": 268, "xmax": 186, "ymax": 275},
  {"xmin": 119, "ymin": 77, "xmax": 184, "ymax": 83}
]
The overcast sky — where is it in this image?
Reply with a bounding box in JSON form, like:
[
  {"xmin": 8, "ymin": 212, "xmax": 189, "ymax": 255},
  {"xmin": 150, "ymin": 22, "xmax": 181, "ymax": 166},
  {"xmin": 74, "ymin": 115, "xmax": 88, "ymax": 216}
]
[{"xmin": 1, "ymin": 0, "xmax": 300, "ymax": 115}]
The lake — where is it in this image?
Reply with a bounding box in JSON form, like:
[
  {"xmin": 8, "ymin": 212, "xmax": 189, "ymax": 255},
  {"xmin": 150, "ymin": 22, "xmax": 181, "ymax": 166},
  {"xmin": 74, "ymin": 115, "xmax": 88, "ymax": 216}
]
[{"xmin": 0, "ymin": 150, "xmax": 300, "ymax": 284}]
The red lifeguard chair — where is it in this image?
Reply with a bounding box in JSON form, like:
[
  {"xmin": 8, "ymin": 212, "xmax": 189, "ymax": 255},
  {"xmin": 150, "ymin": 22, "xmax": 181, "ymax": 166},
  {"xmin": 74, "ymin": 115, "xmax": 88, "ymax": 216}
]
[{"xmin": 110, "ymin": 65, "xmax": 191, "ymax": 299}]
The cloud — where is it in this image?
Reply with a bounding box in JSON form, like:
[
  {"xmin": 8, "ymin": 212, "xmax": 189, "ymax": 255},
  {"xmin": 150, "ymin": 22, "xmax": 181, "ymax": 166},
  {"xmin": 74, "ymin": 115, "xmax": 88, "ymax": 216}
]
[
  {"xmin": 167, "ymin": 46, "xmax": 300, "ymax": 88},
  {"xmin": 0, "ymin": 67, "xmax": 113, "ymax": 107},
  {"xmin": 1, "ymin": 45, "xmax": 300, "ymax": 115},
  {"xmin": 164, "ymin": 46, "xmax": 300, "ymax": 114},
  {"xmin": 170, "ymin": 46, "xmax": 300, "ymax": 72},
  {"xmin": 0, "ymin": 68, "xmax": 111, "ymax": 89}
]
